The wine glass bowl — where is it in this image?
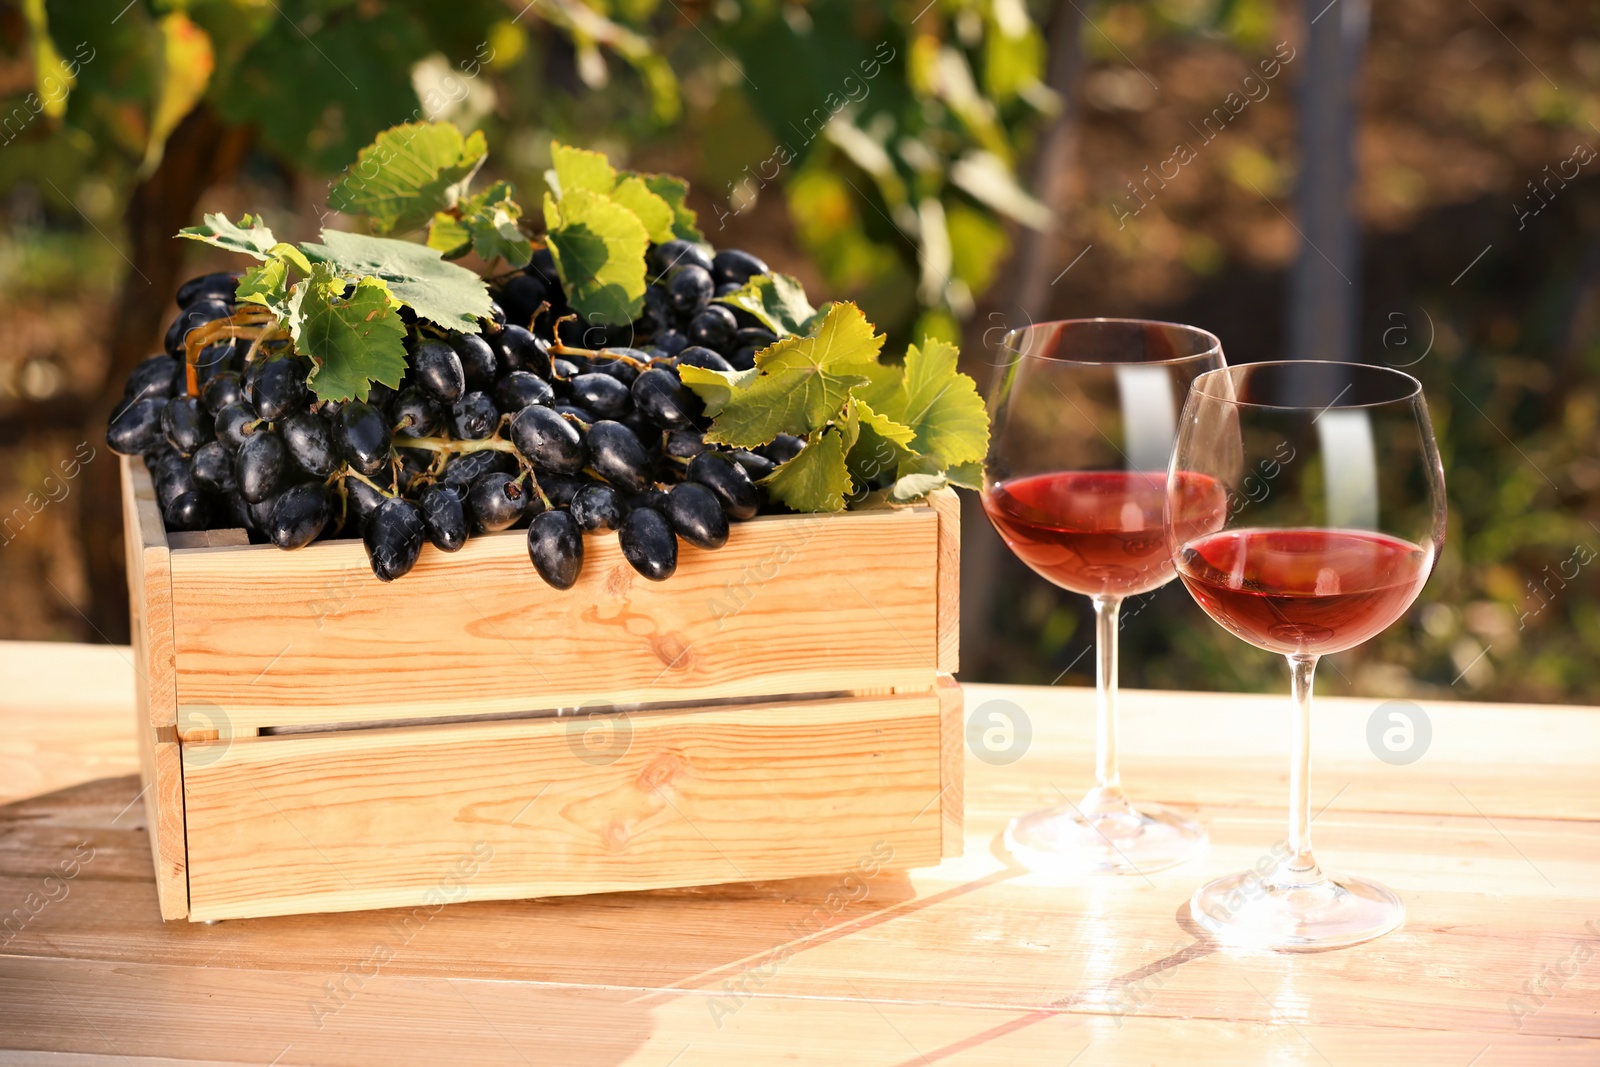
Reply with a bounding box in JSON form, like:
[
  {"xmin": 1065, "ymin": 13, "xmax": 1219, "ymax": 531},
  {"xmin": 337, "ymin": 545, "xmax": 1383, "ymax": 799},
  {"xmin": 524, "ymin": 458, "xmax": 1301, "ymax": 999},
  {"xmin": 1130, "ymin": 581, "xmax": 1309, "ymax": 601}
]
[
  {"xmin": 982, "ymin": 319, "xmax": 1225, "ymax": 876},
  {"xmin": 1166, "ymin": 360, "xmax": 1446, "ymax": 950}
]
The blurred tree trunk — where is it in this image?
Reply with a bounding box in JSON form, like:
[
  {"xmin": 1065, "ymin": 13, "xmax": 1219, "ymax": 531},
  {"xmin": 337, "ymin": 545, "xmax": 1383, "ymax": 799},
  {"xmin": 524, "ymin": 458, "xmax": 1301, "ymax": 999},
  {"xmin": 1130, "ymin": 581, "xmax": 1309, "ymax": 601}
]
[
  {"xmin": 959, "ymin": 0, "xmax": 1085, "ymax": 675},
  {"xmin": 1288, "ymin": 0, "xmax": 1369, "ymax": 362},
  {"xmin": 78, "ymin": 104, "xmax": 254, "ymax": 643}
]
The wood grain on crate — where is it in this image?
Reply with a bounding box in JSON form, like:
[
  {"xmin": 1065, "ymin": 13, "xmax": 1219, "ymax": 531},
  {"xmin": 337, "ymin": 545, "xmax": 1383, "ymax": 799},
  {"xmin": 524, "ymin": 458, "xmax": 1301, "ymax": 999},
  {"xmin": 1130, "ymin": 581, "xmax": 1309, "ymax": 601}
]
[
  {"xmin": 119, "ymin": 457, "xmax": 186, "ymax": 919},
  {"xmin": 181, "ymin": 692, "xmax": 945, "ymax": 921},
  {"xmin": 129, "ymin": 460, "xmax": 956, "ymax": 731},
  {"xmin": 4, "ymin": 646, "xmax": 1600, "ymax": 1064}
]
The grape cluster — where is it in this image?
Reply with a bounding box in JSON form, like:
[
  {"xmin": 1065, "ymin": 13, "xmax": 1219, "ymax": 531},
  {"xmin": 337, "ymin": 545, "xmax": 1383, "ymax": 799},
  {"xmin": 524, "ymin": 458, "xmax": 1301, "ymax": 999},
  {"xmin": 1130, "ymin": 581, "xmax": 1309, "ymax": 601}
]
[{"xmin": 105, "ymin": 241, "xmax": 806, "ymax": 586}]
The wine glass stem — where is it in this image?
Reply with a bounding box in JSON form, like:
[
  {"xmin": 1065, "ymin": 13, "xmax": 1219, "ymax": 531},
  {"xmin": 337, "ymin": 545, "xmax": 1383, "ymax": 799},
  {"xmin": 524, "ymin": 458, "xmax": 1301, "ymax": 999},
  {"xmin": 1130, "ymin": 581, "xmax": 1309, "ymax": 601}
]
[
  {"xmin": 1285, "ymin": 652, "xmax": 1322, "ymax": 879},
  {"xmin": 1089, "ymin": 595, "xmax": 1127, "ymax": 810}
]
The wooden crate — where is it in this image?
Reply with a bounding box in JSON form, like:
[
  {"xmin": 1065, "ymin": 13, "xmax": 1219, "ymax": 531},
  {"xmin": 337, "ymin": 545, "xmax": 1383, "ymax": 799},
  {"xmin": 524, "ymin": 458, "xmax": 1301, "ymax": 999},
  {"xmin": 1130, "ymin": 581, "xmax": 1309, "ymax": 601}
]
[{"xmin": 121, "ymin": 456, "xmax": 963, "ymax": 921}]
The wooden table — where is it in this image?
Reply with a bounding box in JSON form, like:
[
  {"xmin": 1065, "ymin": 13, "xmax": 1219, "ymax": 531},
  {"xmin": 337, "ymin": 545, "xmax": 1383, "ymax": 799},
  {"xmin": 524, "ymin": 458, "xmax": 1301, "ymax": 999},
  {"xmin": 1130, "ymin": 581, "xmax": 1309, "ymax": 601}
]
[{"xmin": 2, "ymin": 640, "xmax": 1597, "ymax": 1065}]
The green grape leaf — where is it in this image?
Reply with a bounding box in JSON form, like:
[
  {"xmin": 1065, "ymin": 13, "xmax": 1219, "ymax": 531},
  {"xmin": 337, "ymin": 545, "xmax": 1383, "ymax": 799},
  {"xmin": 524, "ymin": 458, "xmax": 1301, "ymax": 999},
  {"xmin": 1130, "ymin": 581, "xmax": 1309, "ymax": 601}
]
[
  {"xmin": 177, "ymin": 213, "xmax": 280, "ymax": 260},
  {"xmin": 542, "ymin": 188, "xmax": 650, "ymax": 325},
  {"xmin": 715, "ymin": 273, "xmax": 818, "ymax": 338},
  {"xmin": 549, "ymin": 142, "xmax": 616, "ymax": 198},
  {"xmin": 299, "ymin": 229, "xmax": 492, "ymax": 333},
  {"xmin": 696, "ymin": 302, "xmax": 883, "ymax": 448},
  {"xmin": 610, "ymin": 175, "xmax": 676, "ymax": 244},
  {"xmin": 888, "ymin": 471, "xmax": 950, "ymax": 504},
  {"xmin": 947, "ymin": 461, "xmax": 983, "ymax": 490},
  {"xmin": 286, "ymin": 265, "xmax": 408, "ymax": 403},
  {"xmin": 235, "ymin": 257, "xmax": 292, "ymax": 319},
  {"xmin": 855, "ymin": 398, "xmax": 916, "ymax": 446},
  {"xmin": 428, "ymin": 181, "xmax": 532, "ymax": 266},
  {"xmin": 636, "ymin": 172, "xmax": 703, "ymax": 242},
  {"xmin": 762, "ymin": 429, "xmax": 853, "ymax": 512},
  {"xmin": 676, "ymin": 364, "xmax": 758, "ymax": 417},
  {"xmin": 328, "ymin": 122, "xmax": 487, "ymax": 235},
  {"xmin": 870, "ymin": 338, "xmax": 990, "ymax": 467}
]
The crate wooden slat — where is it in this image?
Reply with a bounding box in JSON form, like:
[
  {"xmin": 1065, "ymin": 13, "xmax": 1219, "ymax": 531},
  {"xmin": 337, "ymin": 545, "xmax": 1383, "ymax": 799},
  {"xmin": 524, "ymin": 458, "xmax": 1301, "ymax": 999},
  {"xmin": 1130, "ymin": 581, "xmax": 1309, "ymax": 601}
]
[
  {"xmin": 182, "ymin": 692, "xmax": 946, "ymax": 921},
  {"xmin": 120, "ymin": 456, "xmax": 964, "ymax": 921}
]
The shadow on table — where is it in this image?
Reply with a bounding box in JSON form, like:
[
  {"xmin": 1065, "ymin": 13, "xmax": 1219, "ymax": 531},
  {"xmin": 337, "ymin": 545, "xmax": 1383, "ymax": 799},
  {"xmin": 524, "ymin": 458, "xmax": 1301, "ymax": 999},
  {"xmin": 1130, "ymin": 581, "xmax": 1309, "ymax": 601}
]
[{"xmin": 2, "ymin": 775, "xmax": 991, "ymax": 1064}]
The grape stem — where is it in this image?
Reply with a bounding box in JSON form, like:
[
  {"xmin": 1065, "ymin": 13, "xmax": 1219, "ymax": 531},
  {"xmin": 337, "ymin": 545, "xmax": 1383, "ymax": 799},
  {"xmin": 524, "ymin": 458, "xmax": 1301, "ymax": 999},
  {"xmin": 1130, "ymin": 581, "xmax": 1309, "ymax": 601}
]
[
  {"xmin": 182, "ymin": 307, "xmax": 277, "ymax": 396},
  {"xmin": 397, "ymin": 436, "xmax": 519, "ymax": 455},
  {"xmin": 343, "ymin": 469, "xmax": 395, "ymax": 498}
]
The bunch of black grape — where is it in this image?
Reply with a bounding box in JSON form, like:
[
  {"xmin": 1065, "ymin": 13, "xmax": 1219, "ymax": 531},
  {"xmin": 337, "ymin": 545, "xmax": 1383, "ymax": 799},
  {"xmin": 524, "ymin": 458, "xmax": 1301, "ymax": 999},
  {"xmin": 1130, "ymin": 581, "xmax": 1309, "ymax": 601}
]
[{"xmin": 105, "ymin": 241, "xmax": 808, "ymax": 588}]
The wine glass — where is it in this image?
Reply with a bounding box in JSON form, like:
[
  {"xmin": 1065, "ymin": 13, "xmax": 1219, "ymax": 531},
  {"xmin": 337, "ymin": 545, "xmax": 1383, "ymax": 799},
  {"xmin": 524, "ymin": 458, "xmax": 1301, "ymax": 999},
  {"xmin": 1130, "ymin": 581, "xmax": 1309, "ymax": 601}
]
[
  {"xmin": 982, "ymin": 319, "xmax": 1225, "ymax": 875},
  {"xmin": 1165, "ymin": 360, "xmax": 1446, "ymax": 950}
]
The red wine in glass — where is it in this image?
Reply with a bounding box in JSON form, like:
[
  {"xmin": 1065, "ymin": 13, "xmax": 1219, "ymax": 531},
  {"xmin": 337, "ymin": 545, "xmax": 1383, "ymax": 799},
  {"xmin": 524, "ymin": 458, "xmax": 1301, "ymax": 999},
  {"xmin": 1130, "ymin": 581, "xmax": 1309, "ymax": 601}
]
[
  {"xmin": 984, "ymin": 470, "xmax": 1227, "ymax": 598},
  {"xmin": 1176, "ymin": 528, "xmax": 1431, "ymax": 656},
  {"xmin": 980, "ymin": 318, "xmax": 1227, "ymax": 877}
]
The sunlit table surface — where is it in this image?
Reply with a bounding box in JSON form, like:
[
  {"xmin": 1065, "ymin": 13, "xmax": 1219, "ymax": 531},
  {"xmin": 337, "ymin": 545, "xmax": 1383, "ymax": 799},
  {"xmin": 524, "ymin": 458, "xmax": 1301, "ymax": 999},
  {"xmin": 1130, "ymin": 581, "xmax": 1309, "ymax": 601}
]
[{"xmin": 2, "ymin": 640, "xmax": 1597, "ymax": 1065}]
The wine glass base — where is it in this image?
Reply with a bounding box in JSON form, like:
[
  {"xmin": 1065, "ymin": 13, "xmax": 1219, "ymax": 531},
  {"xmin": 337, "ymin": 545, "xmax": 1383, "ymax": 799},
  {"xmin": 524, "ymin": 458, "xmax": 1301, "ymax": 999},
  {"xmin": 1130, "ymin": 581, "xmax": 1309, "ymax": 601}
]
[
  {"xmin": 1004, "ymin": 800, "xmax": 1207, "ymax": 876},
  {"xmin": 1190, "ymin": 868, "xmax": 1405, "ymax": 951}
]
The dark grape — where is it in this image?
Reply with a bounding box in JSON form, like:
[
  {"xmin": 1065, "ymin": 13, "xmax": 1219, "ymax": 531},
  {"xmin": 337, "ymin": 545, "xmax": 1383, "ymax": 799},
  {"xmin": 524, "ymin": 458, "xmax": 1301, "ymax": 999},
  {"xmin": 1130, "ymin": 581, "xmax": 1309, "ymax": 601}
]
[
  {"xmin": 441, "ymin": 448, "xmax": 517, "ymax": 489},
  {"xmin": 246, "ymin": 491, "xmax": 281, "ymax": 531},
  {"xmin": 618, "ymin": 507, "xmax": 677, "ymax": 581},
  {"xmin": 538, "ymin": 473, "xmax": 584, "ymax": 507},
  {"xmin": 164, "ymin": 299, "xmax": 232, "ymax": 359},
  {"xmin": 236, "ymin": 429, "xmax": 288, "ymax": 504},
  {"xmin": 201, "ymin": 370, "xmax": 243, "ymax": 414},
  {"xmin": 764, "ymin": 434, "xmax": 806, "ymax": 464},
  {"xmin": 570, "ymin": 484, "xmax": 624, "ymax": 532},
  {"xmin": 344, "ymin": 473, "xmax": 390, "ymax": 531},
  {"xmin": 191, "ymin": 440, "xmax": 238, "ymax": 494},
  {"xmin": 735, "ymin": 326, "xmax": 779, "ymax": 350},
  {"xmin": 367, "ymin": 381, "xmax": 398, "ymax": 411},
  {"xmin": 451, "ymin": 333, "xmax": 498, "ymax": 393},
  {"xmin": 154, "ymin": 457, "xmax": 195, "ymax": 510},
  {"xmin": 529, "ymin": 246, "xmax": 562, "ymax": 287},
  {"xmin": 527, "ymin": 510, "xmax": 584, "ymax": 590},
  {"xmin": 281, "ymin": 413, "xmax": 340, "ymax": 476},
  {"xmin": 485, "ymin": 300, "xmax": 506, "ymax": 328},
  {"xmin": 161, "ymin": 395, "xmax": 211, "ymax": 456},
  {"xmin": 195, "ymin": 343, "xmax": 240, "ymax": 383},
  {"xmin": 420, "ymin": 484, "xmax": 468, "ymax": 552},
  {"xmin": 730, "ymin": 449, "xmax": 775, "ymax": 482},
  {"xmin": 569, "ymin": 373, "xmax": 632, "ymax": 419},
  {"xmin": 711, "ymin": 249, "xmax": 769, "ymax": 288},
  {"xmin": 412, "ymin": 340, "xmax": 466, "ymax": 403},
  {"xmin": 213, "ymin": 402, "xmax": 257, "ymax": 451},
  {"xmin": 632, "ymin": 368, "xmax": 701, "ymax": 429},
  {"xmin": 176, "ymin": 272, "xmax": 238, "ymax": 309},
  {"xmin": 728, "ymin": 345, "xmax": 759, "ymax": 371},
  {"xmin": 551, "ymin": 357, "xmax": 581, "ymax": 380},
  {"xmin": 713, "ymin": 282, "xmax": 742, "ymax": 298},
  {"xmin": 125, "ymin": 355, "xmax": 181, "ymax": 403},
  {"xmin": 586, "ymin": 420, "xmax": 654, "ymax": 494},
  {"xmin": 364, "ymin": 497, "xmax": 425, "ymax": 581},
  {"xmin": 493, "ymin": 371, "xmax": 554, "ymax": 414},
  {"xmin": 337, "ymin": 401, "xmax": 392, "ymax": 475},
  {"xmin": 467, "ymin": 471, "xmax": 528, "ymax": 533},
  {"xmin": 498, "ymin": 274, "xmax": 549, "ymax": 329},
  {"xmin": 663, "ymin": 428, "xmax": 709, "ymax": 462},
  {"xmin": 163, "ymin": 491, "xmax": 211, "ymax": 532},
  {"xmin": 638, "ymin": 285, "xmax": 671, "ymax": 336},
  {"xmin": 510, "ymin": 405, "xmax": 585, "ymax": 473},
  {"xmin": 651, "ymin": 239, "xmax": 714, "ymax": 276},
  {"xmin": 685, "ymin": 305, "xmax": 738, "ymax": 352},
  {"xmin": 450, "ymin": 391, "xmax": 499, "ymax": 440},
  {"xmin": 553, "ymin": 403, "xmax": 595, "ymax": 423},
  {"xmin": 393, "ymin": 388, "xmax": 444, "ymax": 438},
  {"xmin": 251, "ymin": 357, "xmax": 310, "ymax": 420},
  {"xmin": 666, "ymin": 482, "xmax": 730, "ymax": 549},
  {"xmin": 106, "ymin": 398, "xmax": 169, "ymax": 455},
  {"xmin": 653, "ymin": 331, "xmax": 689, "ymax": 357},
  {"xmin": 626, "ymin": 487, "xmax": 671, "ymax": 513},
  {"xmin": 675, "ymin": 346, "xmax": 734, "ymax": 372},
  {"xmin": 688, "ymin": 451, "xmax": 760, "ymax": 520},
  {"xmin": 494, "ymin": 324, "xmax": 549, "ymax": 377},
  {"xmin": 667, "ymin": 265, "xmax": 714, "ymax": 315},
  {"xmin": 267, "ymin": 483, "xmax": 334, "ymax": 549},
  {"xmin": 222, "ymin": 491, "xmax": 255, "ymax": 533}
]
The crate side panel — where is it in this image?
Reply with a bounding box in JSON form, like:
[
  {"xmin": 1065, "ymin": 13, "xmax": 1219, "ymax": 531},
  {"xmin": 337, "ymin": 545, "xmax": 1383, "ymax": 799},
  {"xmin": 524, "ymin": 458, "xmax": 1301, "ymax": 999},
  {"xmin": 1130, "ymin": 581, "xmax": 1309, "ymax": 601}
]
[
  {"xmin": 183, "ymin": 694, "xmax": 945, "ymax": 920},
  {"xmin": 931, "ymin": 489, "xmax": 960, "ymax": 675},
  {"xmin": 122, "ymin": 457, "xmax": 187, "ymax": 919},
  {"xmin": 936, "ymin": 675, "xmax": 964, "ymax": 859},
  {"xmin": 169, "ymin": 507, "xmax": 940, "ymax": 730}
]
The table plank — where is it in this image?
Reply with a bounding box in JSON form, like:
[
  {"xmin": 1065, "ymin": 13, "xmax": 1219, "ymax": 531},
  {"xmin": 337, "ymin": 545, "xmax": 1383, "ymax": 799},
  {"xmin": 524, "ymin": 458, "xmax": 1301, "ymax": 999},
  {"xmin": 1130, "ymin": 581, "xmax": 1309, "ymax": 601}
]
[{"xmin": 2, "ymin": 641, "xmax": 1598, "ymax": 1065}]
